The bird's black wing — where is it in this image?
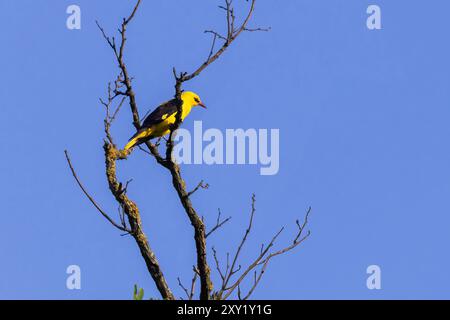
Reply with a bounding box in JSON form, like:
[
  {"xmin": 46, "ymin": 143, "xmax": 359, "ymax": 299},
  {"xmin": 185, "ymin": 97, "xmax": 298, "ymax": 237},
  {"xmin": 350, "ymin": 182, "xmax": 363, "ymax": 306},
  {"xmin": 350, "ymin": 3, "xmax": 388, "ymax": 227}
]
[{"xmin": 141, "ymin": 99, "xmax": 178, "ymax": 128}]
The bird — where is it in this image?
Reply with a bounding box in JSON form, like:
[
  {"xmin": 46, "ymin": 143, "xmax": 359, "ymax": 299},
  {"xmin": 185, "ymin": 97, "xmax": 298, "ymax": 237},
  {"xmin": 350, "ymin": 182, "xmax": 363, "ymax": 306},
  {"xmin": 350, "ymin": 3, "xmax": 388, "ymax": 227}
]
[{"xmin": 123, "ymin": 91, "xmax": 206, "ymax": 152}]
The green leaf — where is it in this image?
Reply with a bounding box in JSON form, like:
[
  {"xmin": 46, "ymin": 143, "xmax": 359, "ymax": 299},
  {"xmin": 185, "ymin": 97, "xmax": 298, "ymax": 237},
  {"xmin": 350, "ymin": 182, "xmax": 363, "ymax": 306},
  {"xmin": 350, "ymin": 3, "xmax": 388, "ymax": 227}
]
[{"xmin": 133, "ymin": 284, "xmax": 145, "ymax": 300}]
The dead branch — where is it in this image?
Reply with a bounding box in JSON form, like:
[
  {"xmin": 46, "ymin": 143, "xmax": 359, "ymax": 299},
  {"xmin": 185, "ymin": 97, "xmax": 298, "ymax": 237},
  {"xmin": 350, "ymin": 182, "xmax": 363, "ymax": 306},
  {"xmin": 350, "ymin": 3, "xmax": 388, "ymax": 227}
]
[
  {"xmin": 96, "ymin": 0, "xmax": 168, "ymax": 167},
  {"xmin": 178, "ymin": 265, "xmax": 199, "ymax": 301},
  {"xmin": 239, "ymin": 209, "xmax": 311, "ymax": 300},
  {"xmin": 189, "ymin": 267, "xmax": 199, "ymax": 300},
  {"xmin": 182, "ymin": 0, "xmax": 268, "ymax": 82},
  {"xmin": 187, "ymin": 180, "xmax": 210, "ymax": 198},
  {"xmin": 206, "ymin": 209, "xmax": 232, "ymax": 238},
  {"xmin": 217, "ymin": 193, "xmax": 256, "ymax": 298},
  {"xmin": 64, "ymin": 150, "xmax": 131, "ymax": 233},
  {"xmin": 212, "ymin": 196, "xmax": 311, "ymax": 300},
  {"xmin": 100, "ymin": 79, "xmax": 127, "ymax": 144},
  {"xmin": 103, "ymin": 142, "xmax": 175, "ymax": 300},
  {"xmin": 177, "ymin": 277, "xmax": 190, "ymax": 300},
  {"xmin": 212, "ymin": 247, "xmax": 226, "ymax": 283},
  {"xmin": 165, "ymin": 0, "xmax": 268, "ymax": 154},
  {"xmin": 165, "ymin": 161, "xmax": 213, "ymax": 299},
  {"xmin": 95, "ymin": 0, "xmax": 142, "ymax": 128}
]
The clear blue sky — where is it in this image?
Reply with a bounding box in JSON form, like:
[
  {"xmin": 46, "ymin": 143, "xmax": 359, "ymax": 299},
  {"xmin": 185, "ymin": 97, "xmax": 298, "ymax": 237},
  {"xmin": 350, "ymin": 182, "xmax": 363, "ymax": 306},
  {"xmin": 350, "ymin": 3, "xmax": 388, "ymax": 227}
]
[{"xmin": 1, "ymin": 0, "xmax": 450, "ymax": 299}]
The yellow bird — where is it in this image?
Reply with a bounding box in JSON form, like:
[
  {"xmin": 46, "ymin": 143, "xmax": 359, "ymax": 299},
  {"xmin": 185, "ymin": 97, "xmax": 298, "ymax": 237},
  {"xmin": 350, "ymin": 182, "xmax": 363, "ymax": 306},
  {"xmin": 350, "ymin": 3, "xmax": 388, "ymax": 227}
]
[{"xmin": 123, "ymin": 91, "xmax": 206, "ymax": 152}]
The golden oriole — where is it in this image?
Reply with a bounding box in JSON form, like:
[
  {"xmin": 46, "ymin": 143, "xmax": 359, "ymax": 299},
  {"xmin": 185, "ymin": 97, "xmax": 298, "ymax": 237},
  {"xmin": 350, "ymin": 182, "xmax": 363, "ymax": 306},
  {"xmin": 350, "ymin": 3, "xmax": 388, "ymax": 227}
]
[{"xmin": 123, "ymin": 91, "xmax": 206, "ymax": 152}]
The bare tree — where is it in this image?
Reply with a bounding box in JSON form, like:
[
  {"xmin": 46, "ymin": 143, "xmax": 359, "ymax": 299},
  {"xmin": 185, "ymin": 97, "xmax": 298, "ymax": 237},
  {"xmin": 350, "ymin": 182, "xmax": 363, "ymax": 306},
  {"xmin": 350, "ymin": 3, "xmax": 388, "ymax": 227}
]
[{"xmin": 65, "ymin": 0, "xmax": 310, "ymax": 300}]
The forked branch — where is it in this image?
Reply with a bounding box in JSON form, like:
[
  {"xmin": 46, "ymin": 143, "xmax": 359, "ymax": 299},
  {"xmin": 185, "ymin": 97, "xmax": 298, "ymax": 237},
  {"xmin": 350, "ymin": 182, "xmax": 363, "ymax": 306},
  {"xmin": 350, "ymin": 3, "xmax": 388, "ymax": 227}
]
[
  {"xmin": 206, "ymin": 209, "xmax": 232, "ymax": 238},
  {"xmin": 64, "ymin": 150, "xmax": 131, "ymax": 233},
  {"xmin": 213, "ymin": 196, "xmax": 311, "ymax": 300},
  {"xmin": 183, "ymin": 0, "xmax": 268, "ymax": 82}
]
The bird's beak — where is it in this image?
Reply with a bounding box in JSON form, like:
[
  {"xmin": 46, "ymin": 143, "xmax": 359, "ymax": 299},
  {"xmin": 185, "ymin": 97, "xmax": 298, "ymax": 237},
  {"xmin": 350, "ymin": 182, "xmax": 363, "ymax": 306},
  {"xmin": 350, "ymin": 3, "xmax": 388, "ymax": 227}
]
[{"xmin": 198, "ymin": 102, "xmax": 207, "ymax": 109}]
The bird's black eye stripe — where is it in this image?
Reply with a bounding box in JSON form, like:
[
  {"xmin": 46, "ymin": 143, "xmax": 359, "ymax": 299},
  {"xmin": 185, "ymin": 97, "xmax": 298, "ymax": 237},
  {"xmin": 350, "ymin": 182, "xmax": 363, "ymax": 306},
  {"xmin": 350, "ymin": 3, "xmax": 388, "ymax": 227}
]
[{"xmin": 194, "ymin": 97, "xmax": 200, "ymax": 103}]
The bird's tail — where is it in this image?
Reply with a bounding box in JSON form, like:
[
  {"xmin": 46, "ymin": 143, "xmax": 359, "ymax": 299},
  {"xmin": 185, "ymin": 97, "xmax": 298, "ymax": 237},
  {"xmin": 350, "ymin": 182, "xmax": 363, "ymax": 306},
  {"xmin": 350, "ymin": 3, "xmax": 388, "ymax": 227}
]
[{"xmin": 123, "ymin": 129, "xmax": 152, "ymax": 152}]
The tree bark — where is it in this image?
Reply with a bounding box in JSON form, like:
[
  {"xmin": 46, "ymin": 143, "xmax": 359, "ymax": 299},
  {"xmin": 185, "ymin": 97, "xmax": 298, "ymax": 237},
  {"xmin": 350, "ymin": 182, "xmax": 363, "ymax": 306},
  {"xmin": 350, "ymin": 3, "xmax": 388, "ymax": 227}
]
[
  {"xmin": 168, "ymin": 161, "xmax": 212, "ymax": 300},
  {"xmin": 104, "ymin": 142, "xmax": 175, "ymax": 300}
]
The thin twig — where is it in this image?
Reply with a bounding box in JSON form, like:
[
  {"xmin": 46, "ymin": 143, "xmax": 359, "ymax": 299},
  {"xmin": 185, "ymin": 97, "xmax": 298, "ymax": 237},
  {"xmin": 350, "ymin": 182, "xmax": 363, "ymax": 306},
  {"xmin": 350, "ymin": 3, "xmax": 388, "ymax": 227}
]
[
  {"xmin": 187, "ymin": 180, "xmax": 210, "ymax": 198},
  {"xmin": 223, "ymin": 207, "xmax": 311, "ymax": 300},
  {"xmin": 177, "ymin": 277, "xmax": 190, "ymax": 300},
  {"xmin": 206, "ymin": 209, "xmax": 232, "ymax": 238},
  {"xmin": 212, "ymin": 247, "xmax": 226, "ymax": 282},
  {"xmin": 182, "ymin": 0, "xmax": 262, "ymax": 82},
  {"xmin": 222, "ymin": 194, "xmax": 256, "ymax": 291},
  {"xmin": 64, "ymin": 150, "xmax": 131, "ymax": 233},
  {"xmin": 189, "ymin": 266, "xmax": 199, "ymax": 300}
]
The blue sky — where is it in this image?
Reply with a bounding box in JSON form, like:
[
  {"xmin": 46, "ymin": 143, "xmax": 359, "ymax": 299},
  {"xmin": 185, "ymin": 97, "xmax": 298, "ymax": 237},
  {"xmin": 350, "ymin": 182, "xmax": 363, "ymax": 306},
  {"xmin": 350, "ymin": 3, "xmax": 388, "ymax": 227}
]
[{"xmin": 1, "ymin": 0, "xmax": 450, "ymax": 299}]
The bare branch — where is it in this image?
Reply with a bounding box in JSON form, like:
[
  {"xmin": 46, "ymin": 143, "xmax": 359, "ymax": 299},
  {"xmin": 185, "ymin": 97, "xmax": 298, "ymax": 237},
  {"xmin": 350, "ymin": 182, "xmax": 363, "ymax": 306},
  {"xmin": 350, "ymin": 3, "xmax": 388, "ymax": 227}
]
[
  {"xmin": 96, "ymin": 0, "xmax": 142, "ymax": 129},
  {"xmin": 109, "ymin": 97, "xmax": 126, "ymax": 123},
  {"xmin": 163, "ymin": 160, "xmax": 213, "ymax": 299},
  {"xmin": 101, "ymin": 81, "xmax": 127, "ymax": 145},
  {"xmin": 294, "ymin": 207, "xmax": 311, "ymax": 244},
  {"xmin": 224, "ymin": 207, "xmax": 311, "ymax": 300},
  {"xmin": 212, "ymin": 247, "xmax": 226, "ymax": 282},
  {"xmin": 177, "ymin": 277, "xmax": 190, "ymax": 300},
  {"xmin": 123, "ymin": 0, "xmax": 142, "ymax": 25},
  {"xmin": 103, "ymin": 142, "xmax": 175, "ymax": 300},
  {"xmin": 64, "ymin": 150, "xmax": 131, "ymax": 233},
  {"xmin": 210, "ymin": 194, "xmax": 311, "ymax": 300},
  {"xmin": 224, "ymin": 227, "xmax": 285, "ymax": 299},
  {"xmin": 206, "ymin": 209, "xmax": 232, "ymax": 238},
  {"xmin": 189, "ymin": 267, "xmax": 199, "ymax": 300},
  {"xmin": 187, "ymin": 180, "xmax": 210, "ymax": 198},
  {"xmin": 214, "ymin": 194, "xmax": 256, "ymax": 299},
  {"xmin": 95, "ymin": 21, "xmax": 117, "ymax": 54},
  {"xmin": 243, "ymin": 26, "xmax": 271, "ymax": 32},
  {"xmin": 181, "ymin": 0, "xmax": 261, "ymax": 82},
  {"xmin": 227, "ymin": 194, "xmax": 256, "ymax": 279},
  {"xmin": 138, "ymin": 145, "xmax": 152, "ymax": 155}
]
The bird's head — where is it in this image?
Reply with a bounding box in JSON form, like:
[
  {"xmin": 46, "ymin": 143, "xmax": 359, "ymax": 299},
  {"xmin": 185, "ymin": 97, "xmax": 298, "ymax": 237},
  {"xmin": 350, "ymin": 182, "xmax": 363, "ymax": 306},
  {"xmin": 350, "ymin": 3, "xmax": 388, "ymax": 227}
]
[{"xmin": 182, "ymin": 91, "xmax": 207, "ymax": 109}]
